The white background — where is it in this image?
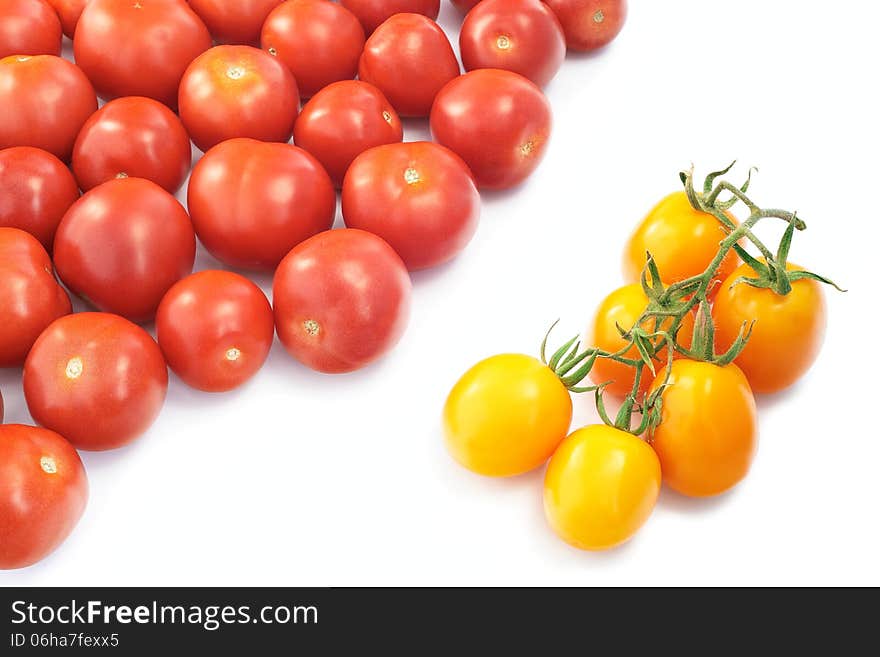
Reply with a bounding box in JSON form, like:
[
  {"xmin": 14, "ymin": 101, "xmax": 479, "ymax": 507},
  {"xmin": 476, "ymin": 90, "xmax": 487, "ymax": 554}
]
[{"xmin": 2, "ymin": 0, "xmax": 879, "ymax": 586}]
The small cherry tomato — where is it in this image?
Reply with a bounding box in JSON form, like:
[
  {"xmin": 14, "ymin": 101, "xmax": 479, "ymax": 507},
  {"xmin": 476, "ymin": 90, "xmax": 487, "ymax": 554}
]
[
  {"xmin": 0, "ymin": 228, "xmax": 71, "ymax": 367},
  {"xmin": 294, "ymin": 80, "xmax": 402, "ymax": 186},
  {"xmin": 157, "ymin": 271, "xmax": 275, "ymax": 392},
  {"xmin": 543, "ymin": 0, "xmax": 627, "ymax": 51},
  {"xmin": 588, "ymin": 283, "xmax": 694, "ymax": 398},
  {"xmin": 358, "ymin": 13, "xmax": 459, "ymax": 117},
  {"xmin": 71, "ymin": 96, "xmax": 192, "ymax": 194},
  {"xmin": 24, "ymin": 312, "xmax": 168, "ymax": 450},
  {"xmin": 544, "ymin": 425, "xmax": 660, "ymax": 550},
  {"xmin": 0, "ymin": 146, "xmax": 79, "ymax": 250},
  {"xmin": 340, "ymin": 0, "xmax": 439, "ymax": 34},
  {"xmin": 460, "ymin": 0, "xmax": 565, "ymax": 88},
  {"xmin": 44, "ymin": 0, "xmax": 87, "ymax": 38},
  {"xmin": 713, "ymin": 262, "xmax": 827, "ymax": 394},
  {"xmin": 0, "ymin": 54, "xmax": 97, "ymax": 161},
  {"xmin": 623, "ymin": 191, "xmax": 739, "ymax": 293},
  {"xmin": 648, "ymin": 360, "xmax": 757, "ymax": 497},
  {"xmin": 0, "ymin": 0, "xmax": 62, "ymax": 58},
  {"xmin": 188, "ymin": 0, "xmax": 283, "ymax": 45},
  {"xmin": 0, "ymin": 423, "xmax": 88, "ymax": 570},
  {"xmin": 444, "ymin": 353, "xmax": 572, "ymax": 477},
  {"xmin": 430, "ymin": 68, "xmax": 551, "ymax": 190},
  {"xmin": 74, "ymin": 0, "xmax": 212, "ymax": 108},
  {"xmin": 273, "ymin": 228, "xmax": 411, "ymax": 373},
  {"xmin": 53, "ymin": 177, "xmax": 196, "ymax": 323},
  {"xmin": 261, "ymin": 0, "xmax": 365, "ymax": 99},
  {"xmin": 342, "ymin": 141, "xmax": 480, "ymax": 270},
  {"xmin": 188, "ymin": 138, "xmax": 335, "ymax": 271},
  {"xmin": 179, "ymin": 45, "xmax": 300, "ymax": 153}
]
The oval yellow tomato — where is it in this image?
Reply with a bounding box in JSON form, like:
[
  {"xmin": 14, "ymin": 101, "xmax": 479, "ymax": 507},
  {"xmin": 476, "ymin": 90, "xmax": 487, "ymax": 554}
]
[
  {"xmin": 443, "ymin": 354, "xmax": 572, "ymax": 477},
  {"xmin": 543, "ymin": 425, "xmax": 661, "ymax": 551}
]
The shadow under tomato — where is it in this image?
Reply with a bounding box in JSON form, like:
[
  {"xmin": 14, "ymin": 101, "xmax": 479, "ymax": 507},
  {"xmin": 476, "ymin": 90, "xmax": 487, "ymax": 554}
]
[{"xmin": 658, "ymin": 484, "xmax": 742, "ymax": 514}]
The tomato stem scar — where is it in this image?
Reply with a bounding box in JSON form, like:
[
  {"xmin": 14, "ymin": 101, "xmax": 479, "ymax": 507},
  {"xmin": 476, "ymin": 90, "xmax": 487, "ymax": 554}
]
[
  {"xmin": 404, "ymin": 167, "xmax": 420, "ymax": 184},
  {"xmin": 302, "ymin": 319, "xmax": 320, "ymax": 336},
  {"xmin": 225, "ymin": 347, "xmax": 241, "ymax": 361},
  {"xmin": 65, "ymin": 357, "xmax": 83, "ymax": 380},
  {"xmin": 40, "ymin": 456, "xmax": 57, "ymax": 474},
  {"xmin": 496, "ymin": 35, "xmax": 511, "ymax": 50}
]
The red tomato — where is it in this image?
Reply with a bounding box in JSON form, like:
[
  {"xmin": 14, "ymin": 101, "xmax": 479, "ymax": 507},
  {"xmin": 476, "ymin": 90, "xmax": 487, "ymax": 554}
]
[
  {"xmin": 0, "ymin": 0, "xmax": 62, "ymax": 58},
  {"xmin": 273, "ymin": 228, "xmax": 411, "ymax": 373},
  {"xmin": 431, "ymin": 68, "xmax": 551, "ymax": 190},
  {"xmin": 340, "ymin": 0, "xmax": 439, "ymax": 34},
  {"xmin": 0, "ymin": 424, "xmax": 88, "ymax": 570},
  {"xmin": 71, "ymin": 96, "xmax": 192, "ymax": 194},
  {"xmin": 0, "ymin": 55, "xmax": 96, "ymax": 161},
  {"xmin": 460, "ymin": 0, "xmax": 565, "ymax": 88},
  {"xmin": 358, "ymin": 13, "xmax": 459, "ymax": 117},
  {"xmin": 156, "ymin": 270, "xmax": 275, "ymax": 392},
  {"xmin": 53, "ymin": 177, "xmax": 196, "ymax": 323},
  {"xmin": 187, "ymin": 138, "xmax": 335, "ymax": 271},
  {"xmin": 0, "ymin": 146, "xmax": 79, "ymax": 250},
  {"xmin": 261, "ymin": 0, "xmax": 365, "ymax": 99},
  {"xmin": 0, "ymin": 228, "xmax": 71, "ymax": 367},
  {"xmin": 23, "ymin": 312, "xmax": 168, "ymax": 451},
  {"xmin": 294, "ymin": 80, "xmax": 402, "ymax": 186},
  {"xmin": 542, "ymin": 0, "xmax": 626, "ymax": 51},
  {"xmin": 73, "ymin": 0, "xmax": 212, "ymax": 108},
  {"xmin": 179, "ymin": 45, "xmax": 300, "ymax": 153},
  {"xmin": 342, "ymin": 141, "xmax": 480, "ymax": 270},
  {"xmin": 187, "ymin": 0, "xmax": 283, "ymax": 45},
  {"xmin": 450, "ymin": 0, "xmax": 479, "ymax": 12},
  {"xmin": 44, "ymin": 0, "xmax": 87, "ymax": 38}
]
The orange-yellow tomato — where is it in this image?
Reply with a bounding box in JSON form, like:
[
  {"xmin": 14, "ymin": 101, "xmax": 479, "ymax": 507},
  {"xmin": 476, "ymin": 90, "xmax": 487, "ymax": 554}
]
[
  {"xmin": 713, "ymin": 262, "xmax": 826, "ymax": 394},
  {"xmin": 623, "ymin": 191, "xmax": 739, "ymax": 291},
  {"xmin": 544, "ymin": 425, "xmax": 661, "ymax": 551},
  {"xmin": 443, "ymin": 354, "xmax": 572, "ymax": 477},
  {"xmin": 648, "ymin": 360, "xmax": 757, "ymax": 497},
  {"xmin": 588, "ymin": 283, "xmax": 694, "ymax": 398}
]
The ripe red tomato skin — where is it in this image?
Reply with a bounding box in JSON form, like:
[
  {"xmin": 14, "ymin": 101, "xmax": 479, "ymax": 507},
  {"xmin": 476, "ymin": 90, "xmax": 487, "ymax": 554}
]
[
  {"xmin": 0, "ymin": 54, "xmax": 97, "ymax": 162},
  {"xmin": 430, "ymin": 68, "xmax": 552, "ymax": 190},
  {"xmin": 358, "ymin": 13, "xmax": 460, "ymax": 117},
  {"xmin": 543, "ymin": 0, "xmax": 627, "ymax": 51},
  {"xmin": 340, "ymin": 0, "xmax": 440, "ymax": 34},
  {"xmin": 187, "ymin": 138, "xmax": 336, "ymax": 271},
  {"xmin": 0, "ymin": 0, "xmax": 62, "ymax": 58},
  {"xmin": 0, "ymin": 146, "xmax": 79, "ymax": 250},
  {"xmin": 179, "ymin": 45, "xmax": 300, "ymax": 153},
  {"xmin": 0, "ymin": 228, "xmax": 71, "ymax": 367},
  {"xmin": 187, "ymin": 0, "xmax": 282, "ymax": 45},
  {"xmin": 342, "ymin": 141, "xmax": 480, "ymax": 270},
  {"xmin": 44, "ymin": 0, "xmax": 87, "ymax": 38},
  {"xmin": 23, "ymin": 312, "xmax": 168, "ymax": 451},
  {"xmin": 73, "ymin": 0, "xmax": 212, "ymax": 108},
  {"xmin": 0, "ymin": 424, "xmax": 88, "ymax": 570},
  {"xmin": 71, "ymin": 96, "xmax": 192, "ymax": 194},
  {"xmin": 273, "ymin": 228, "xmax": 412, "ymax": 373},
  {"xmin": 294, "ymin": 80, "xmax": 403, "ymax": 187},
  {"xmin": 53, "ymin": 177, "xmax": 196, "ymax": 323},
  {"xmin": 261, "ymin": 0, "xmax": 365, "ymax": 99},
  {"xmin": 460, "ymin": 0, "xmax": 566, "ymax": 88},
  {"xmin": 450, "ymin": 0, "xmax": 480, "ymax": 12}
]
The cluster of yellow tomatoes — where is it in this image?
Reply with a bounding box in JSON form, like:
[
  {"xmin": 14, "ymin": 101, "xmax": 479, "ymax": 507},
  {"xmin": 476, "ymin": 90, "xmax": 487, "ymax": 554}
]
[{"xmin": 443, "ymin": 169, "xmax": 835, "ymax": 551}]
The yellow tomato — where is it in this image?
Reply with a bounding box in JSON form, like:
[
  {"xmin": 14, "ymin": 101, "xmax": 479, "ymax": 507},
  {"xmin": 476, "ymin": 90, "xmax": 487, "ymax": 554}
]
[
  {"xmin": 543, "ymin": 425, "xmax": 661, "ymax": 551},
  {"xmin": 443, "ymin": 354, "xmax": 572, "ymax": 477}
]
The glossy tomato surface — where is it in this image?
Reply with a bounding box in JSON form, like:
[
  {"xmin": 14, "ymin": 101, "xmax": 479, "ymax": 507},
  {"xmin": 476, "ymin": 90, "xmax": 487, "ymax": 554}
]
[
  {"xmin": 188, "ymin": 0, "xmax": 283, "ymax": 44},
  {"xmin": 44, "ymin": 0, "xmax": 87, "ymax": 38},
  {"xmin": 188, "ymin": 138, "xmax": 335, "ymax": 271},
  {"xmin": 358, "ymin": 13, "xmax": 459, "ymax": 117},
  {"xmin": 273, "ymin": 228, "xmax": 411, "ymax": 373},
  {"xmin": 0, "ymin": 228, "xmax": 71, "ymax": 367},
  {"xmin": 460, "ymin": 0, "xmax": 565, "ymax": 88},
  {"xmin": 74, "ymin": 0, "xmax": 211, "ymax": 108},
  {"xmin": 342, "ymin": 141, "xmax": 479, "ymax": 270},
  {"xmin": 543, "ymin": 0, "xmax": 627, "ymax": 51},
  {"xmin": 450, "ymin": 0, "xmax": 479, "ymax": 12},
  {"xmin": 261, "ymin": 0, "xmax": 365, "ymax": 98},
  {"xmin": 294, "ymin": 80, "xmax": 402, "ymax": 186},
  {"xmin": 0, "ymin": 54, "xmax": 97, "ymax": 161},
  {"xmin": 157, "ymin": 270, "xmax": 275, "ymax": 392},
  {"xmin": 71, "ymin": 96, "xmax": 192, "ymax": 193},
  {"xmin": 53, "ymin": 177, "xmax": 196, "ymax": 322},
  {"xmin": 0, "ymin": 424, "xmax": 88, "ymax": 570},
  {"xmin": 341, "ymin": 0, "xmax": 439, "ymax": 34},
  {"xmin": 430, "ymin": 68, "xmax": 551, "ymax": 190},
  {"xmin": 0, "ymin": 146, "xmax": 79, "ymax": 250},
  {"xmin": 179, "ymin": 45, "xmax": 300, "ymax": 152},
  {"xmin": 24, "ymin": 312, "xmax": 168, "ymax": 450},
  {"xmin": 0, "ymin": 0, "xmax": 62, "ymax": 58}
]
